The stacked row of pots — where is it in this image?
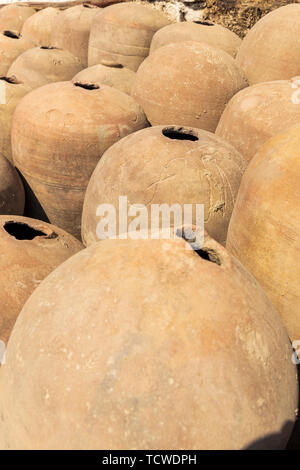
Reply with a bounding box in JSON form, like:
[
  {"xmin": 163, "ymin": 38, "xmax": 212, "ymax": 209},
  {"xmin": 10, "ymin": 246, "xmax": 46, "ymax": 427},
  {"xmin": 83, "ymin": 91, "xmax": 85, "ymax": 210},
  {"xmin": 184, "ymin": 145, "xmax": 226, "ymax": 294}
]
[{"xmin": 0, "ymin": 1, "xmax": 299, "ymax": 450}]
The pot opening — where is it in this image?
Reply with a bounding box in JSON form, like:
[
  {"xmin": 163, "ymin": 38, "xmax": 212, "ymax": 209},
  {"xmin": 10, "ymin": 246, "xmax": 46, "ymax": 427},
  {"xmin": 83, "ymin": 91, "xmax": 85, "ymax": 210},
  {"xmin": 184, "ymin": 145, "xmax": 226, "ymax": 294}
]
[
  {"xmin": 107, "ymin": 63, "xmax": 124, "ymax": 69},
  {"xmin": 40, "ymin": 46, "xmax": 58, "ymax": 50},
  {"xmin": 4, "ymin": 222, "xmax": 55, "ymax": 241},
  {"xmin": 0, "ymin": 76, "xmax": 22, "ymax": 85},
  {"xmin": 194, "ymin": 21, "xmax": 214, "ymax": 26},
  {"xmin": 83, "ymin": 3, "xmax": 96, "ymax": 7},
  {"xmin": 176, "ymin": 227, "xmax": 221, "ymax": 265},
  {"xmin": 73, "ymin": 81, "xmax": 99, "ymax": 90},
  {"xmin": 3, "ymin": 30, "xmax": 20, "ymax": 39},
  {"xmin": 162, "ymin": 127, "xmax": 199, "ymax": 142}
]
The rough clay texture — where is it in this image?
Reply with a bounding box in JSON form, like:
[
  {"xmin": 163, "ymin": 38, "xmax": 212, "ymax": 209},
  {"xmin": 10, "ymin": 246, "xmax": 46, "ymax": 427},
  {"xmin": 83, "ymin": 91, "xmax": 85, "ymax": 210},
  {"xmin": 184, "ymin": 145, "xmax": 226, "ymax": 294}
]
[
  {"xmin": 0, "ymin": 30, "xmax": 33, "ymax": 76},
  {"xmin": 73, "ymin": 63, "xmax": 136, "ymax": 95},
  {"xmin": 0, "ymin": 77, "xmax": 31, "ymax": 163},
  {"xmin": 0, "ymin": 4, "xmax": 36, "ymax": 33},
  {"xmin": 88, "ymin": 2, "xmax": 171, "ymax": 71},
  {"xmin": 51, "ymin": 4, "xmax": 100, "ymax": 67},
  {"xmin": 0, "ymin": 230, "xmax": 297, "ymax": 449},
  {"xmin": 216, "ymin": 78, "xmax": 300, "ymax": 163},
  {"xmin": 0, "ymin": 154, "xmax": 25, "ymax": 216},
  {"xmin": 82, "ymin": 125, "xmax": 247, "ymax": 247},
  {"xmin": 227, "ymin": 124, "xmax": 300, "ymax": 342},
  {"xmin": 21, "ymin": 7, "xmax": 59, "ymax": 47},
  {"xmin": 150, "ymin": 20, "xmax": 242, "ymax": 57},
  {"xmin": 8, "ymin": 47, "xmax": 83, "ymax": 90},
  {"xmin": 0, "ymin": 214, "xmax": 82, "ymax": 346},
  {"xmin": 132, "ymin": 41, "xmax": 248, "ymax": 132},
  {"xmin": 236, "ymin": 4, "xmax": 300, "ymax": 84},
  {"xmin": 12, "ymin": 81, "xmax": 148, "ymax": 239}
]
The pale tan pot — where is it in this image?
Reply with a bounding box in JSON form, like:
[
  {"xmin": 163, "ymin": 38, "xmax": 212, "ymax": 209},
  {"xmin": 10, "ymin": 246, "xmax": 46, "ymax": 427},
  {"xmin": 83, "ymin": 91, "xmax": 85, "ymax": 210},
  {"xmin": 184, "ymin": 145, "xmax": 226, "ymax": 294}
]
[
  {"xmin": 12, "ymin": 80, "xmax": 148, "ymax": 239},
  {"xmin": 0, "ymin": 30, "xmax": 33, "ymax": 76},
  {"xmin": 0, "ymin": 4, "xmax": 35, "ymax": 34},
  {"xmin": 227, "ymin": 124, "xmax": 300, "ymax": 342},
  {"xmin": 8, "ymin": 47, "xmax": 83, "ymax": 90},
  {"xmin": 150, "ymin": 20, "xmax": 241, "ymax": 57},
  {"xmin": 216, "ymin": 78, "xmax": 300, "ymax": 163},
  {"xmin": 0, "ymin": 214, "xmax": 82, "ymax": 346},
  {"xmin": 88, "ymin": 2, "xmax": 171, "ymax": 71},
  {"xmin": 0, "ymin": 229, "xmax": 297, "ymax": 449},
  {"xmin": 237, "ymin": 4, "xmax": 300, "ymax": 84},
  {"xmin": 73, "ymin": 62, "xmax": 136, "ymax": 95},
  {"xmin": 21, "ymin": 7, "xmax": 59, "ymax": 47},
  {"xmin": 51, "ymin": 4, "xmax": 100, "ymax": 67},
  {"xmin": 82, "ymin": 125, "xmax": 247, "ymax": 247},
  {"xmin": 0, "ymin": 76, "xmax": 31, "ymax": 163},
  {"xmin": 132, "ymin": 41, "xmax": 248, "ymax": 131}
]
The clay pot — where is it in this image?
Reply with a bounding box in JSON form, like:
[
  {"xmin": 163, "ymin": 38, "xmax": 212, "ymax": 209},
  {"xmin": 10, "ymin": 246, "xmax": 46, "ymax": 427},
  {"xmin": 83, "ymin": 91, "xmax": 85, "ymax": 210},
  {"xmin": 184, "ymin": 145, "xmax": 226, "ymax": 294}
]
[
  {"xmin": 8, "ymin": 47, "xmax": 83, "ymax": 90},
  {"xmin": 0, "ymin": 4, "xmax": 35, "ymax": 34},
  {"xmin": 0, "ymin": 30, "xmax": 33, "ymax": 76},
  {"xmin": 150, "ymin": 20, "xmax": 241, "ymax": 57},
  {"xmin": 0, "ymin": 228, "xmax": 296, "ymax": 450},
  {"xmin": 21, "ymin": 7, "xmax": 59, "ymax": 47},
  {"xmin": 51, "ymin": 4, "xmax": 100, "ymax": 67},
  {"xmin": 226, "ymin": 124, "xmax": 300, "ymax": 342},
  {"xmin": 132, "ymin": 41, "xmax": 248, "ymax": 131},
  {"xmin": 0, "ymin": 76, "xmax": 31, "ymax": 163},
  {"xmin": 12, "ymin": 81, "xmax": 148, "ymax": 239},
  {"xmin": 216, "ymin": 78, "xmax": 300, "ymax": 163},
  {"xmin": 0, "ymin": 154, "xmax": 24, "ymax": 215},
  {"xmin": 237, "ymin": 4, "xmax": 300, "ymax": 84},
  {"xmin": 88, "ymin": 2, "xmax": 171, "ymax": 71},
  {"xmin": 82, "ymin": 125, "xmax": 247, "ymax": 247},
  {"xmin": 73, "ymin": 62, "xmax": 136, "ymax": 95},
  {"xmin": 0, "ymin": 214, "xmax": 82, "ymax": 345}
]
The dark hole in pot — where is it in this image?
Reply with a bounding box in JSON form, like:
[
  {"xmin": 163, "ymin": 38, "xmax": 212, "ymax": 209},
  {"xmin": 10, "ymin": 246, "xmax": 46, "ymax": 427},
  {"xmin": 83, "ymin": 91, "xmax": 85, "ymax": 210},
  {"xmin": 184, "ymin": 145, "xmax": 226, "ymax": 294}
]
[
  {"xmin": 3, "ymin": 30, "xmax": 20, "ymax": 39},
  {"xmin": 73, "ymin": 81, "xmax": 99, "ymax": 90},
  {"xmin": 162, "ymin": 127, "xmax": 199, "ymax": 142},
  {"xmin": 4, "ymin": 222, "xmax": 48, "ymax": 241},
  {"xmin": 0, "ymin": 76, "xmax": 22, "ymax": 85},
  {"xmin": 194, "ymin": 21, "xmax": 214, "ymax": 26},
  {"xmin": 176, "ymin": 227, "xmax": 221, "ymax": 265},
  {"xmin": 40, "ymin": 46, "xmax": 58, "ymax": 50},
  {"xmin": 108, "ymin": 64, "xmax": 124, "ymax": 69},
  {"xmin": 194, "ymin": 248, "xmax": 221, "ymax": 265}
]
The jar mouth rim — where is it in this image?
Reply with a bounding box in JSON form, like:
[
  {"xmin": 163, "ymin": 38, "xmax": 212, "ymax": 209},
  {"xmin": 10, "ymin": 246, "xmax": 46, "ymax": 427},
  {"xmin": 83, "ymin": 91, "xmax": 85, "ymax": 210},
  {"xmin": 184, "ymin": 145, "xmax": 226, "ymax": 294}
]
[
  {"xmin": 73, "ymin": 81, "xmax": 100, "ymax": 90},
  {"xmin": 3, "ymin": 221, "xmax": 58, "ymax": 241},
  {"xmin": 0, "ymin": 76, "xmax": 23, "ymax": 85},
  {"xmin": 3, "ymin": 30, "xmax": 20, "ymax": 39},
  {"xmin": 162, "ymin": 126, "xmax": 199, "ymax": 142}
]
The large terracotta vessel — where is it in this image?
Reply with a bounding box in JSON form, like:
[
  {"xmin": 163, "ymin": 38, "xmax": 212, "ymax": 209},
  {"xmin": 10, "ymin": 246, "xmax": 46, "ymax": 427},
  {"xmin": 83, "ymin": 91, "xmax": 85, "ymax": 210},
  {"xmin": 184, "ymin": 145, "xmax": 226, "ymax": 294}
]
[
  {"xmin": 0, "ymin": 30, "xmax": 32, "ymax": 76},
  {"xmin": 82, "ymin": 125, "xmax": 247, "ymax": 247},
  {"xmin": 51, "ymin": 4, "xmax": 100, "ymax": 67},
  {"xmin": 150, "ymin": 20, "xmax": 241, "ymax": 57},
  {"xmin": 216, "ymin": 78, "xmax": 300, "ymax": 163},
  {"xmin": 0, "ymin": 76, "xmax": 30, "ymax": 163},
  {"xmin": 0, "ymin": 4, "xmax": 35, "ymax": 34},
  {"xmin": 0, "ymin": 228, "xmax": 296, "ymax": 449},
  {"xmin": 8, "ymin": 47, "xmax": 83, "ymax": 90},
  {"xmin": 73, "ymin": 63, "xmax": 136, "ymax": 95},
  {"xmin": 21, "ymin": 7, "xmax": 59, "ymax": 47},
  {"xmin": 236, "ymin": 4, "xmax": 300, "ymax": 84},
  {"xmin": 0, "ymin": 214, "xmax": 82, "ymax": 345},
  {"xmin": 0, "ymin": 154, "xmax": 24, "ymax": 215},
  {"xmin": 12, "ymin": 81, "xmax": 148, "ymax": 239},
  {"xmin": 227, "ymin": 124, "xmax": 300, "ymax": 342},
  {"xmin": 88, "ymin": 2, "xmax": 171, "ymax": 71},
  {"xmin": 132, "ymin": 41, "xmax": 248, "ymax": 131}
]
